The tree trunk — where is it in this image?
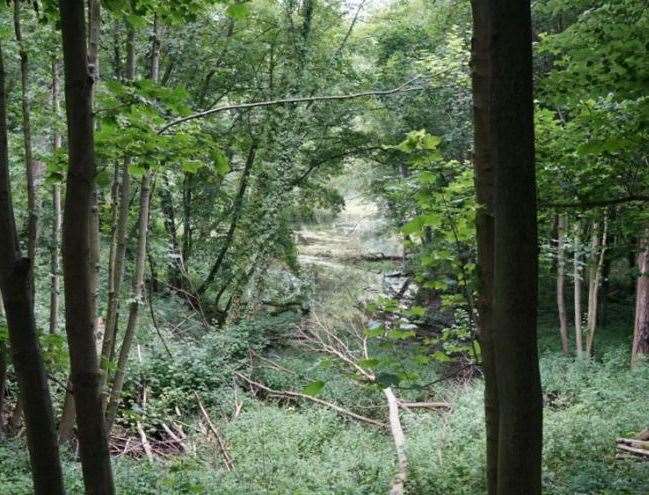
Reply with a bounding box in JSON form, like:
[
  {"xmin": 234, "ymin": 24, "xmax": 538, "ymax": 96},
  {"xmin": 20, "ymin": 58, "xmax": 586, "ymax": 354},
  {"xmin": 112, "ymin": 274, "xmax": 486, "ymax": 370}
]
[
  {"xmin": 198, "ymin": 144, "xmax": 257, "ymax": 295},
  {"xmin": 574, "ymin": 220, "xmax": 583, "ymax": 358},
  {"xmin": 489, "ymin": 0, "xmax": 542, "ymax": 492},
  {"xmin": 586, "ymin": 214, "xmax": 608, "ymax": 356},
  {"xmin": 13, "ymin": 0, "xmax": 39, "ymax": 297},
  {"xmin": 104, "ymin": 23, "xmax": 159, "ymax": 432},
  {"xmin": 470, "ymin": 1, "xmax": 498, "ymax": 492},
  {"xmin": 50, "ymin": 59, "xmax": 63, "ymax": 334},
  {"xmin": 0, "ymin": 37, "xmax": 65, "ymax": 495},
  {"xmin": 58, "ymin": 1, "xmax": 114, "ymax": 493},
  {"xmin": 99, "ymin": 24, "xmax": 135, "ymax": 408},
  {"xmin": 632, "ymin": 230, "xmax": 649, "ymax": 366},
  {"xmin": 104, "ymin": 173, "xmax": 152, "ymax": 433},
  {"xmin": 0, "ymin": 298, "xmax": 6, "ymax": 439},
  {"xmin": 556, "ymin": 214, "xmax": 569, "ymax": 354}
]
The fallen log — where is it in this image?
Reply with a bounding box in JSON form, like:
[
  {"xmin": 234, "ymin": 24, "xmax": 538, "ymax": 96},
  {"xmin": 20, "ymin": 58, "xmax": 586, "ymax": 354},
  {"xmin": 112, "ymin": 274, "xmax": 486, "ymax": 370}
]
[{"xmin": 384, "ymin": 387, "xmax": 408, "ymax": 495}]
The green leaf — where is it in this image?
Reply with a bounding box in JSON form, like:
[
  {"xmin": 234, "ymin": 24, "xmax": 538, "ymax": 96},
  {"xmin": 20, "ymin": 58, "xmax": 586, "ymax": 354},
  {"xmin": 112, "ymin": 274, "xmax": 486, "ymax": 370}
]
[
  {"xmin": 96, "ymin": 169, "xmax": 112, "ymax": 188},
  {"xmin": 303, "ymin": 380, "xmax": 326, "ymax": 396},
  {"xmin": 358, "ymin": 358, "xmax": 381, "ymax": 369},
  {"xmin": 432, "ymin": 351, "xmax": 453, "ymax": 362},
  {"xmin": 226, "ymin": 3, "xmax": 249, "ymax": 20},
  {"xmin": 128, "ymin": 163, "xmax": 146, "ymax": 178},
  {"xmin": 181, "ymin": 160, "xmax": 203, "ymax": 174},
  {"xmin": 376, "ymin": 373, "xmax": 400, "ymax": 388}
]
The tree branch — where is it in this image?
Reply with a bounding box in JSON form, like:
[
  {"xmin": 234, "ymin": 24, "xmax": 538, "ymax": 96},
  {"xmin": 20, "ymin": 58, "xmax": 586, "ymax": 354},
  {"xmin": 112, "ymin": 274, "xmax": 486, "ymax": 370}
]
[
  {"xmin": 158, "ymin": 78, "xmax": 424, "ymax": 134},
  {"xmin": 541, "ymin": 194, "xmax": 649, "ymax": 209}
]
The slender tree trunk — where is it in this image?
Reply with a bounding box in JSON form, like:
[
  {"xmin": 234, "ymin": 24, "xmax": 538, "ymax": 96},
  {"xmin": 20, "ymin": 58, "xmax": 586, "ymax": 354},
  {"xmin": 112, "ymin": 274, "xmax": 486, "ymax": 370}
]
[
  {"xmin": 556, "ymin": 214, "xmax": 569, "ymax": 354},
  {"xmin": 58, "ymin": 1, "xmax": 114, "ymax": 493},
  {"xmin": 632, "ymin": 229, "xmax": 649, "ymax": 366},
  {"xmin": 489, "ymin": 0, "xmax": 542, "ymax": 492},
  {"xmin": 0, "ymin": 37, "xmax": 65, "ymax": 495},
  {"xmin": 574, "ymin": 220, "xmax": 583, "ymax": 358},
  {"xmin": 105, "ymin": 21, "xmax": 160, "ymax": 432},
  {"xmin": 586, "ymin": 215, "xmax": 608, "ymax": 356},
  {"xmin": 470, "ymin": 1, "xmax": 498, "ymax": 492},
  {"xmin": 99, "ymin": 24, "xmax": 135, "ymax": 408},
  {"xmin": 13, "ymin": 0, "xmax": 39, "ymax": 297},
  {"xmin": 104, "ymin": 173, "xmax": 152, "ymax": 432},
  {"xmin": 198, "ymin": 145, "xmax": 257, "ymax": 295},
  {"xmin": 50, "ymin": 60, "xmax": 63, "ymax": 334}
]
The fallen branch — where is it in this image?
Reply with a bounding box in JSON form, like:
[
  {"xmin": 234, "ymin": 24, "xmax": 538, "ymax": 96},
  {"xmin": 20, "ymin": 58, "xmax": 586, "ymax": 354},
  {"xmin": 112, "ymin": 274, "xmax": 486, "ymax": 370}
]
[
  {"xmin": 195, "ymin": 394, "xmax": 235, "ymax": 471},
  {"xmin": 398, "ymin": 401, "xmax": 450, "ymax": 410},
  {"xmin": 136, "ymin": 422, "xmax": 154, "ymax": 463},
  {"xmin": 617, "ymin": 438, "xmax": 649, "ymax": 450},
  {"xmin": 384, "ymin": 387, "xmax": 408, "ymax": 495},
  {"xmin": 616, "ymin": 443, "xmax": 649, "ymax": 458},
  {"xmin": 234, "ymin": 372, "xmax": 385, "ymax": 428}
]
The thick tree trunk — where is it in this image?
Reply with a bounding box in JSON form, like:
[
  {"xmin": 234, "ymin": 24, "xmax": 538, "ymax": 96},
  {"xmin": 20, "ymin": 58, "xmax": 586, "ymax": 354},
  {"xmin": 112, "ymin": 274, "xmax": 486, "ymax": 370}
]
[
  {"xmin": 58, "ymin": 1, "xmax": 114, "ymax": 493},
  {"xmin": 470, "ymin": 1, "xmax": 498, "ymax": 493},
  {"xmin": 632, "ymin": 230, "xmax": 649, "ymax": 366},
  {"xmin": 556, "ymin": 214, "xmax": 569, "ymax": 354},
  {"xmin": 0, "ymin": 37, "xmax": 65, "ymax": 495},
  {"xmin": 586, "ymin": 215, "xmax": 608, "ymax": 356},
  {"xmin": 13, "ymin": 0, "xmax": 39, "ymax": 296},
  {"xmin": 50, "ymin": 60, "xmax": 63, "ymax": 334},
  {"xmin": 489, "ymin": 0, "xmax": 542, "ymax": 493},
  {"xmin": 574, "ymin": 221, "xmax": 583, "ymax": 358}
]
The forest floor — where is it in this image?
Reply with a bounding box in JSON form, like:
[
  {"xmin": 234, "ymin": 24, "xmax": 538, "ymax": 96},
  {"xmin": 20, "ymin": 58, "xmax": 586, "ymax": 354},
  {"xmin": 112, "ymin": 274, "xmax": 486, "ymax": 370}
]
[{"xmin": 3, "ymin": 192, "xmax": 649, "ymax": 494}]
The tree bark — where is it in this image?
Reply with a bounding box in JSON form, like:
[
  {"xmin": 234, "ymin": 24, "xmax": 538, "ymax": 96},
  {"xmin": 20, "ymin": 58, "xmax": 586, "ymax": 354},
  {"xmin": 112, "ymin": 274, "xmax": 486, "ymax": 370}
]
[
  {"xmin": 632, "ymin": 229, "xmax": 649, "ymax": 366},
  {"xmin": 13, "ymin": 0, "xmax": 39, "ymax": 297},
  {"xmin": 104, "ymin": 173, "xmax": 152, "ymax": 433},
  {"xmin": 0, "ymin": 298, "xmax": 6, "ymax": 439},
  {"xmin": 99, "ymin": 23, "xmax": 135, "ymax": 408},
  {"xmin": 104, "ymin": 22, "xmax": 160, "ymax": 432},
  {"xmin": 489, "ymin": 0, "xmax": 542, "ymax": 492},
  {"xmin": 556, "ymin": 214, "xmax": 569, "ymax": 354},
  {"xmin": 50, "ymin": 59, "xmax": 63, "ymax": 335},
  {"xmin": 586, "ymin": 215, "xmax": 608, "ymax": 356},
  {"xmin": 470, "ymin": 1, "xmax": 498, "ymax": 492},
  {"xmin": 574, "ymin": 220, "xmax": 583, "ymax": 358},
  {"xmin": 0, "ymin": 37, "xmax": 65, "ymax": 495},
  {"xmin": 58, "ymin": 1, "xmax": 114, "ymax": 493}
]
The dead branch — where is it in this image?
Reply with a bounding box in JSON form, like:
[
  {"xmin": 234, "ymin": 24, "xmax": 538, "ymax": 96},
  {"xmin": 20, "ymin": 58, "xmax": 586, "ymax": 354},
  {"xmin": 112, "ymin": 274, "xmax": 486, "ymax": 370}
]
[
  {"xmin": 616, "ymin": 443, "xmax": 649, "ymax": 458},
  {"xmin": 234, "ymin": 372, "xmax": 385, "ymax": 428},
  {"xmin": 398, "ymin": 401, "xmax": 450, "ymax": 410},
  {"xmin": 136, "ymin": 422, "xmax": 154, "ymax": 463},
  {"xmin": 384, "ymin": 387, "xmax": 408, "ymax": 495},
  {"xmin": 196, "ymin": 394, "xmax": 234, "ymax": 471}
]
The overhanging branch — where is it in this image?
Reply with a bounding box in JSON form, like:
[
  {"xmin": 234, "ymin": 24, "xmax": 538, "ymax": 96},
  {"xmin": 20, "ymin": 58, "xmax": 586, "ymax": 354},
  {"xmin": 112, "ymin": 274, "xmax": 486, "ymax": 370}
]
[
  {"xmin": 158, "ymin": 77, "xmax": 425, "ymax": 134},
  {"xmin": 542, "ymin": 194, "xmax": 649, "ymax": 209}
]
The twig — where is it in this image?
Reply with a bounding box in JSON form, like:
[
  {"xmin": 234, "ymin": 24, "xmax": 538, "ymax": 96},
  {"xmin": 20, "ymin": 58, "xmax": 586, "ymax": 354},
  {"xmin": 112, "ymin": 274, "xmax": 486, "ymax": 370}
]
[
  {"xmin": 195, "ymin": 393, "xmax": 234, "ymax": 471},
  {"xmin": 234, "ymin": 372, "xmax": 385, "ymax": 428}
]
